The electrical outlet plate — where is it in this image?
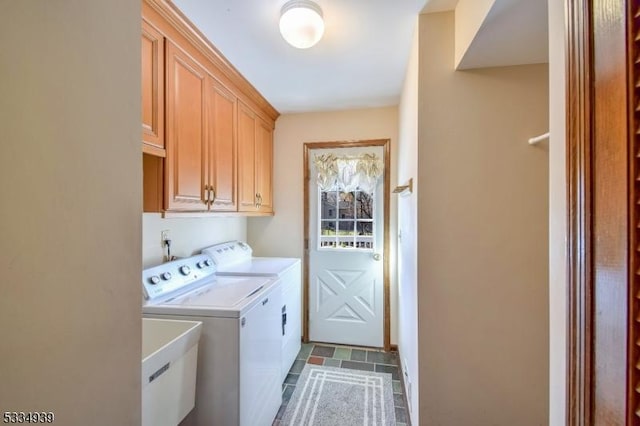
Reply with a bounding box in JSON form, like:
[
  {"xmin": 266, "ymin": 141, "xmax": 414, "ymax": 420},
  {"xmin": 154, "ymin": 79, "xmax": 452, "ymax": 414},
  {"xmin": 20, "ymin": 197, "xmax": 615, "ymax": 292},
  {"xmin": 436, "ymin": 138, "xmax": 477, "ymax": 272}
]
[
  {"xmin": 403, "ymin": 358, "xmax": 412, "ymax": 411},
  {"xmin": 161, "ymin": 230, "xmax": 170, "ymax": 247}
]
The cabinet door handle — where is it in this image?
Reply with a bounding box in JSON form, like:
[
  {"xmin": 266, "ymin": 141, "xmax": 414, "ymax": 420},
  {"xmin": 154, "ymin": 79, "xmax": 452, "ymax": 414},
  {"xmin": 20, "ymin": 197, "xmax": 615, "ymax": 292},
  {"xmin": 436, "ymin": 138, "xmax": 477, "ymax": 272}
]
[
  {"xmin": 204, "ymin": 185, "xmax": 210, "ymax": 203},
  {"xmin": 210, "ymin": 187, "xmax": 215, "ymax": 205}
]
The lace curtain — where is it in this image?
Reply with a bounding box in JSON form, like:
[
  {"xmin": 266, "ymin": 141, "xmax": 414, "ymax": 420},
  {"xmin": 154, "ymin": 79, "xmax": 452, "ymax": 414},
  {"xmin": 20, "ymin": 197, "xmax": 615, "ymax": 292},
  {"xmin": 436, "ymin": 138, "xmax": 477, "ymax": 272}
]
[{"xmin": 314, "ymin": 153, "xmax": 384, "ymax": 193}]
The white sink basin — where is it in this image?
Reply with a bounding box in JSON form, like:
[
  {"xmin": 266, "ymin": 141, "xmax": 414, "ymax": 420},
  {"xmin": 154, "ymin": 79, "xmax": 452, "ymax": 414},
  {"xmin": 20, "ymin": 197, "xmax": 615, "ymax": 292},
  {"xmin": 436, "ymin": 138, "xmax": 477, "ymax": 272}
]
[{"xmin": 142, "ymin": 318, "xmax": 202, "ymax": 426}]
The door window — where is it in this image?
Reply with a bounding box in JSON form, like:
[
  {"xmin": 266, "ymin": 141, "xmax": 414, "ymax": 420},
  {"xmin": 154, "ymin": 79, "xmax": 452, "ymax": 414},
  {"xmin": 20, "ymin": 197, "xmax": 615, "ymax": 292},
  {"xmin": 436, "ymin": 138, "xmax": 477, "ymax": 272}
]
[{"xmin": 318, "ymin": 189, "xmax": 374, "ymax": 250}]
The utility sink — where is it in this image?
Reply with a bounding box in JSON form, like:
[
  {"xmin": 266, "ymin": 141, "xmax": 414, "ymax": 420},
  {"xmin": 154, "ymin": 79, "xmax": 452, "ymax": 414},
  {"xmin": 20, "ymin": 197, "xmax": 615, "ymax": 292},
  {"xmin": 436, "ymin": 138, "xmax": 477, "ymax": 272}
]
[{"xmin": 142, "ymin": 318, "xmax": 202, "ymax": 426}]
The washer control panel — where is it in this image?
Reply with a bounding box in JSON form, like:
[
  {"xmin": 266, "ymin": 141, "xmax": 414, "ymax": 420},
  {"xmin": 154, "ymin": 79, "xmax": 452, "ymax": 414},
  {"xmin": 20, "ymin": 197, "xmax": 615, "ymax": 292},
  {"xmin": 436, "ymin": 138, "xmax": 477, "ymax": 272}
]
[
  {"xmin": 142, "ymin": 254, "xmax": 217, "ymax": 302},
  {"xmin": 202, "ymin": 241, "xmax": 253, "ymax": 267}
]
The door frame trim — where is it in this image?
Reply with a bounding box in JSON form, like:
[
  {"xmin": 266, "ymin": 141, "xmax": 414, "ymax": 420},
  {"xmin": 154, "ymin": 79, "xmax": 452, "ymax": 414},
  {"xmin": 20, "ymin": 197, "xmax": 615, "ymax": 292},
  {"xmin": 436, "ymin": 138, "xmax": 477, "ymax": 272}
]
[
  {"xmin": 302, "ymin": 139, "xmax": 391, "ymax": 351},
  {"xmin": 566, "ymin": 0, "xmax": 638, "ymax": 422},
  {"xmin": 566, "ymin": 0, "xmax": 593, "ymax": 423}
]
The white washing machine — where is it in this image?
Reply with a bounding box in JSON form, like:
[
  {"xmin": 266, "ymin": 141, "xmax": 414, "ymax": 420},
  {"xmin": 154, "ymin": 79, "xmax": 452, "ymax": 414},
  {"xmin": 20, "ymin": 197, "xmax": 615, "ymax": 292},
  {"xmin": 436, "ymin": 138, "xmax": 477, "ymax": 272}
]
[
  {"xmin": 202, "ymin": 241, "xmax": 301, "ymax": 382},
  {"xmin": 142, "ymin": 254, "xmax": 282, "ymax": 426}
]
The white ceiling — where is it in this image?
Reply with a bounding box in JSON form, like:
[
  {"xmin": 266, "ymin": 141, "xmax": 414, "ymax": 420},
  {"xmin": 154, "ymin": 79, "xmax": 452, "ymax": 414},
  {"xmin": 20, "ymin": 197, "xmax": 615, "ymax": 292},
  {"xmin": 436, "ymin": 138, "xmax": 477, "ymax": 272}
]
[
  {"xmin": 173, "ymin": 0, "xmax": 548, "ymax": 114},
  {"xmin": 173, "ymin": 0, "xmax": 427, "ymax": 114},
  {"xmin": 456, "ymin": 0, "xmax": 548, "ymax": 70}
]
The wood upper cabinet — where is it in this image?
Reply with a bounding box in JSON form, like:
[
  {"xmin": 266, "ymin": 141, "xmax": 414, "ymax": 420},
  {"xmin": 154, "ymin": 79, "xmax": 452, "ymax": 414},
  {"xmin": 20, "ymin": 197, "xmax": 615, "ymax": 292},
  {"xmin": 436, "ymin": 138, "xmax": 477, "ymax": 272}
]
[
  {"xmin": 142, "ymin": 0, "xmax": 279, "ymax": 216},
  {"xmin": 141, "ymin": 20, "xmax": 165, "ymax": 155},
  {"xmin": 207, "ymin": 78, "xmax": 237, "ymax": 211},
  {"xmin": 238, "ymin": 101, "xmax": 274, "ymax": 213},
  {"xmin": 164, "ymin": 40, "xmax": 238, "ymax": 212},
  {"xmin": 165, "ymin": 40, "xmax": 208, "ymax": 211}
]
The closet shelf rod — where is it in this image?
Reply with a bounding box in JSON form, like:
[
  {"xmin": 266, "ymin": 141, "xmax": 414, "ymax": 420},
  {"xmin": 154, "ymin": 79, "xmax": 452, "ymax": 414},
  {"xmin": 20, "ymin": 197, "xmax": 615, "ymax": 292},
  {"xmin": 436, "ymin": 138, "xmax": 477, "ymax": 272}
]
[{"xmin": 528, "ymin": 132, "xmax": 550, "ymax": 145}]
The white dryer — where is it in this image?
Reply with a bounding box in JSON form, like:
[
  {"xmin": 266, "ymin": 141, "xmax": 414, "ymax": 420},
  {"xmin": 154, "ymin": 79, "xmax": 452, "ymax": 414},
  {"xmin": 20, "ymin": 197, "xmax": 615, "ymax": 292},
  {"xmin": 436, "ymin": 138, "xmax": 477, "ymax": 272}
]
[
  {"xmin": 202, "ymin": 241, "xmax": 301, "ymax": 381},
  {"xmin": 142, "ymin": 254, "xmax": 282, "ymax": 426}
]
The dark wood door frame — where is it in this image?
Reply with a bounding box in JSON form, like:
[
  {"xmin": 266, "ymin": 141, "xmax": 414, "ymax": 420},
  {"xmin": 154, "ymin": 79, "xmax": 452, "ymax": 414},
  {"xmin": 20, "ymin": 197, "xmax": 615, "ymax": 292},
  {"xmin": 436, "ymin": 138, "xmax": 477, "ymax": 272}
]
[
  {"xmin": 567, "ymin": 0, "xmax": 635, "ymax": 423},
  {"xmin": 566, "ymin": 0, "xmax": 593, "ymax": 422},
  {"xmin": 302, "ymin": 139, "xmax": 391, "ymax": 351}
]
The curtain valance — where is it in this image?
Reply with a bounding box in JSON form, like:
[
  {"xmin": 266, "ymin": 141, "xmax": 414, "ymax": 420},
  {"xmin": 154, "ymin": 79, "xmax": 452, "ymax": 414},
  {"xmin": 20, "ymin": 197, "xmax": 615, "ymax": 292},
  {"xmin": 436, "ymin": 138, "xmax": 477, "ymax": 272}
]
[{"xmin": 314, "ymin": 153, "xmax": 383, "ymax": 193}]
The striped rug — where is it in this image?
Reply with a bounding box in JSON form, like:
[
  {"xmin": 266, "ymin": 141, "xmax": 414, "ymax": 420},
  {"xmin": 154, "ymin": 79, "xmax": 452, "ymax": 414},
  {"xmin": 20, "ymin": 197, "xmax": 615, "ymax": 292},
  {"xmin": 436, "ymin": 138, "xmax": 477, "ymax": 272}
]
[{"xmin": 280, "ymin": 365, "xmax": 396, "ymax": 426}]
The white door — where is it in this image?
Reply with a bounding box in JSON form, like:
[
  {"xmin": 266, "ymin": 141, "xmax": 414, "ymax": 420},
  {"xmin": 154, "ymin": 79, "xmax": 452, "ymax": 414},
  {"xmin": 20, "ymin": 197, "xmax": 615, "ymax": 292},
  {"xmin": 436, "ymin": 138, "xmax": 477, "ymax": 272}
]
[{"xmin": 308, "ymin": 146, "xmax": 384, "ymax": 347}]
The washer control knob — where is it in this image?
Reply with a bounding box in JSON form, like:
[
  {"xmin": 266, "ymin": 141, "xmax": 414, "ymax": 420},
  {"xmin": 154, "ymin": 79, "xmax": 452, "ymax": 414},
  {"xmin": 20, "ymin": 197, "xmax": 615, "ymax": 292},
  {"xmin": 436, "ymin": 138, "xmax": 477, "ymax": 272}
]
[
  {"xmin": 179, "ymin": 265, "xmax": 191, "ymax": 276},
  {"xmin": 161, "ymin": 272, "xmax": 172, "ymax": 281},
  {"xmin": 204, "ymin": 259, "xmax": 213, "ymax": 267},
  {"xmin": 197, "ymin": 261, "xmax": 205, "ymax": 269},
  {"xmin": 149, "ymin": 275, "xmax": 160, "ymax": 285}
]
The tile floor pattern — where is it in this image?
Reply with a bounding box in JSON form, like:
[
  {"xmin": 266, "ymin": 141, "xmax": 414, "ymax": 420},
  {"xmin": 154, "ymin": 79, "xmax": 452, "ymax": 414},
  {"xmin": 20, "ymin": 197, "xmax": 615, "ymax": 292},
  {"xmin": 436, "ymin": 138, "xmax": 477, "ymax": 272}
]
[{"xmin": 273, "ymin": 343, "xmax": 409, "ymax": 426}]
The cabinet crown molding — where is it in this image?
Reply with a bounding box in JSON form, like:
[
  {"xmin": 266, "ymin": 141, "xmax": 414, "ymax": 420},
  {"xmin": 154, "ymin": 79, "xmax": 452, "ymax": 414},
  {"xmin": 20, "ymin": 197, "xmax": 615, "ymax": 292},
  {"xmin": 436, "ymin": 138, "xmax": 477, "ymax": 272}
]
[{"xmin": 143, "ymin": 0, "xmax": 279, "ymax": 122}]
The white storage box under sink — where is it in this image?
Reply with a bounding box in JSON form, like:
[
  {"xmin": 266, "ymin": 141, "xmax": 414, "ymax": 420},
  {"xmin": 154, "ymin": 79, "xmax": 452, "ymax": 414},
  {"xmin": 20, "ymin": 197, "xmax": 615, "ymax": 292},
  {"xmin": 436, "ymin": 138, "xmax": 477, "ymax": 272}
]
[{"xmin": 142, "ymin": 318, "xmax": 202, "ymax": 426}]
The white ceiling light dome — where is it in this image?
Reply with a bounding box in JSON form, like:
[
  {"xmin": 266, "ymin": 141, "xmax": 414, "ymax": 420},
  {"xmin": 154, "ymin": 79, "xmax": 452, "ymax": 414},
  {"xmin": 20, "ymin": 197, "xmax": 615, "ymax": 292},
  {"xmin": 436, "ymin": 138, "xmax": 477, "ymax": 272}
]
[{"xmin": 279, "ymin": 0, "xmax": 325, "ymax": 49}]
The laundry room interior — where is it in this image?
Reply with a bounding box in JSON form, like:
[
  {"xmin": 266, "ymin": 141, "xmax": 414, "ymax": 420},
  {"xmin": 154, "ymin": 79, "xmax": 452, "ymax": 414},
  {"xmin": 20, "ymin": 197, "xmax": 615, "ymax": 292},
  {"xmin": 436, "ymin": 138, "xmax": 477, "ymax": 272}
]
[
  {"xmin": 2, "ymin": 0, "xmax": 581, "ymax": 424},
  {"xmin": 138, "ymin": 0, "xmax": 550, "ymax": 421}
]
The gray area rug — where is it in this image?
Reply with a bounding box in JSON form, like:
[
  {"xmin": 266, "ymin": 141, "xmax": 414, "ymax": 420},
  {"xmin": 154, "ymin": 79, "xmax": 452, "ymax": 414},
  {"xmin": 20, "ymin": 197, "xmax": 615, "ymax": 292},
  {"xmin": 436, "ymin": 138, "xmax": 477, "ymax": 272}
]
[{"xmin": 281, "ymin": 365, "xmax": 396, "ymax": 426}]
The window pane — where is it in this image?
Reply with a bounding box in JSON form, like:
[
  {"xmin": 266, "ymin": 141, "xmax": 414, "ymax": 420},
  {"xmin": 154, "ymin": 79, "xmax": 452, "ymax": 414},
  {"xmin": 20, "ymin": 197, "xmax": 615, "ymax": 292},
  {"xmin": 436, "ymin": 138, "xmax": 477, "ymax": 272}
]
[
  {"xmin": 356, "ymin": 221, "xmax": 373, "ymax": 236},
  {"xmin": 321, "ymin": 191, "xmax": 337, "ymax": 219},
  {"xmin": 338, "ymin": 221, "xmax": 355, "ymax": 235},
  {"xmin": 338, "ymin": 238, "xmax": 355, "ymax": 248},
  {"xmin": 318, "ymin": 189, "xmax": 374, "ymax": 251},
  {"xmin": 356, "ymin": 192, "xmax": 373, "ymax": 219},
  {"xmin": 338, "ymin": 191, "xmax": 355, "ymax": 219},
  {"xmin": 321, "ymin": 221, "xmax": 336, "ymax": 235},
  {"xmin": 320, "ymin": 238, "xmax": 336, "ymax": 248},
  {"xmin": 355, "ymin": 238, "xmax": 374, "ymax": 249}
]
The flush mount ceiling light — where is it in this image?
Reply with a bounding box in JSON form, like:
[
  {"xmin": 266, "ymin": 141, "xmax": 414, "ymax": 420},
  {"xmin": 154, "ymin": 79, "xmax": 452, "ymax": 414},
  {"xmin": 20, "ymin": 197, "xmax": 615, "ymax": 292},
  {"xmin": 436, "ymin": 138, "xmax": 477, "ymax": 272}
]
[{"xmin": 279, "ymin": 0, "xmax": 325, "ymax": 49}]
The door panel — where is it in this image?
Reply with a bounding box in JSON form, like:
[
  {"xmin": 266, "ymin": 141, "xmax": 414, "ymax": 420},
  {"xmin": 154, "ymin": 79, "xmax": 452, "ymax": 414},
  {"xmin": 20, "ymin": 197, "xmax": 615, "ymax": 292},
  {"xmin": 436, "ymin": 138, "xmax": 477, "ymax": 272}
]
[
  {"xmin": 141, "ymin": 20, "xmax": 164, "ymax": 151},
  {"xmin": 208, "ymin": 78, "xmax": 237, "ymax": 211},
  {"xmin": 629, "ymin": 1, "xmax": 640, "ymax": 422},
  {"xmin": 165, "ymin": 41, "xmax": 208, "ymax": 211},
  {"xmin": 308, "ymin": 146, "xmax": 384, "ymax": 347},
  {"xmin": 255, "ymin": 118, "xmax": 273, "ymax": 213},
  {"xmin": 592, "ymin": 0, "xmax": 627, "ymax": 421},
  {"xmin": 237, "ymin": 102, "xmax": 257, "ymax": 211}
]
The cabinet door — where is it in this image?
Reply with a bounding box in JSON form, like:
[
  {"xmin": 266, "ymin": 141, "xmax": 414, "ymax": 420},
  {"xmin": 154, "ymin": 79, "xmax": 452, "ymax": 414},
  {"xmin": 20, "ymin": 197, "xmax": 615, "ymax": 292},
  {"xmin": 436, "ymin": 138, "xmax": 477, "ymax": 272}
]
[
  {"xmin": 207, "ymin": 78, "xmax": 237, "ymax": 211},
  {"xmin": 165, "ymin": 41, "xmax": 208, "ymax": 211},
  {"xmin": 141, "ymin": 20, "xmax": 165, "ymax": 154},
  {"xmin": 255, "ymin": 118, "xmax": 273, "ymax": 213},
  {"xmin": 237, "ymin": 102, "xmax": 258, "ymax": 212}
]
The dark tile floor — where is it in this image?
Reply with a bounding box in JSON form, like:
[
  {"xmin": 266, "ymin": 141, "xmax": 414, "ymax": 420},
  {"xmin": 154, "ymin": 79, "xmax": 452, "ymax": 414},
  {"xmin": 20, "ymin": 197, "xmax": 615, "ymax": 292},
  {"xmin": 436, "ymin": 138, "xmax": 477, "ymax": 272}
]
[{"xmin": 273, "ymin": 342, "xmax": 409, "ymax": 426}]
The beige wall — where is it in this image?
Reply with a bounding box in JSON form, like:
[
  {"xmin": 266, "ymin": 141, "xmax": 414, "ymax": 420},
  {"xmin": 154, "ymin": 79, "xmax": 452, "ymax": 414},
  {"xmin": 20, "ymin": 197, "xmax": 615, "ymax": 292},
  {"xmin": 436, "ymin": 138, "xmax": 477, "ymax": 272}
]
[
  {"xmin": 417, "ymin": 12, "xmax": 549, "ymax": 425},
  {"xmin": 396, "ymin": 19, "xmax": 421, "ymax": 424},
  {"xmin": 548, "ymin": 0, "xmax": 566, "ymax": 423},
  {"xmin": 247, "ymin": 107, "xmax": 399, "ymax": 344},
  {"xmin": 142, "ymin": 214, "xmax": 246, "ymax": 267},
  {"xmin": 0, "ymin": 1, "xmax": 141, "ymax": 425}
]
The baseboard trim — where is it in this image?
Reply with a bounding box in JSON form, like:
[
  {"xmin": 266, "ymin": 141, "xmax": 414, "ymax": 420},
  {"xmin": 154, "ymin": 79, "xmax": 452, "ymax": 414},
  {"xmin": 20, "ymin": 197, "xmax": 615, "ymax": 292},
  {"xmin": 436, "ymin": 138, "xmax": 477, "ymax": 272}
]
[{"xmin": 395, "ymin": 346, "xmax": 413, "ymax": 426}]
